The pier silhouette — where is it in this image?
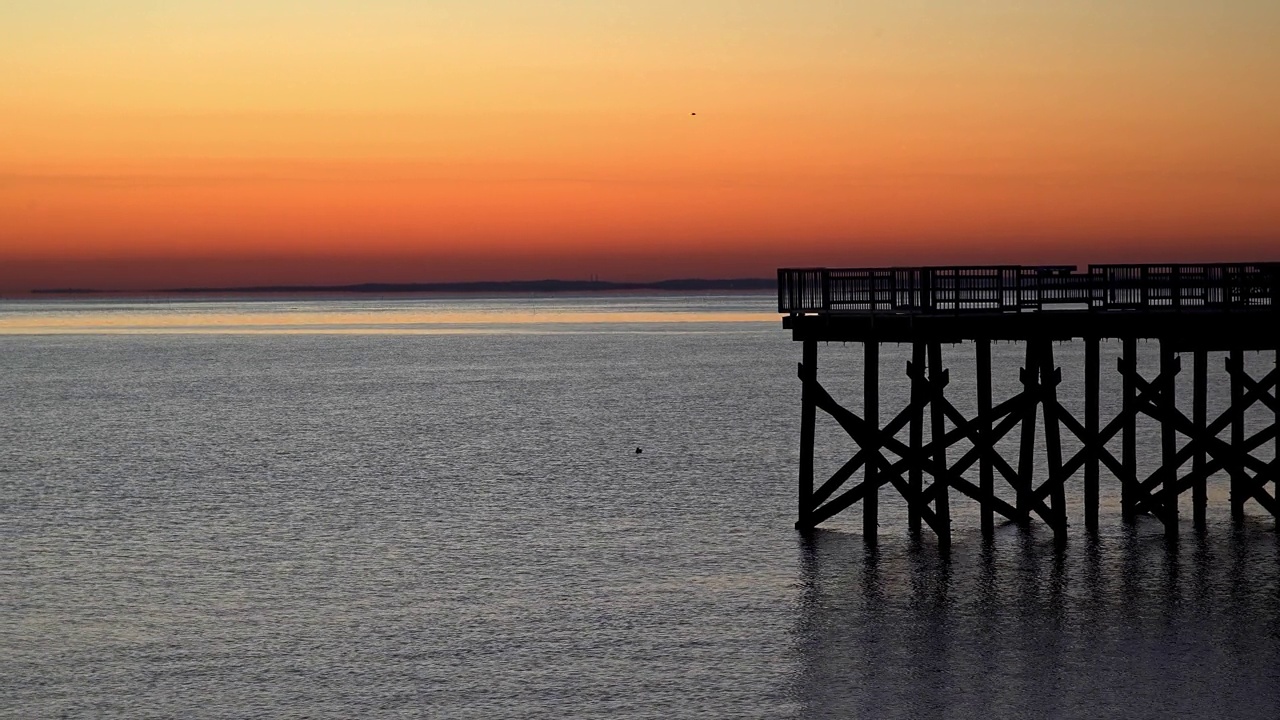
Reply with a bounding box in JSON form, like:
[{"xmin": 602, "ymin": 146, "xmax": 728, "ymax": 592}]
[{"xmin": 778, "ymin": 263, "xmax": 1280, "ymax": 547}]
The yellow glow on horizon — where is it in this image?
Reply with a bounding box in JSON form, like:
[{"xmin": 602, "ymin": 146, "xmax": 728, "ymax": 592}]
[{"xmin": 0, "ymin": 304, "xmax": 778, "ymax": 334}]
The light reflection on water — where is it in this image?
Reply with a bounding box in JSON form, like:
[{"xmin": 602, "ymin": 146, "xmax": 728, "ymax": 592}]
[{"xmin": 0, "ymin": 295, "xmax": 777, "ymax": 334}]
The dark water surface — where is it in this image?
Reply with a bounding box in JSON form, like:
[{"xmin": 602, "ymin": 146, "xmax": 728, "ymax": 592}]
[{"xmin": 2, "ymin": 296, "xmax": 1278, "ymax": 719}]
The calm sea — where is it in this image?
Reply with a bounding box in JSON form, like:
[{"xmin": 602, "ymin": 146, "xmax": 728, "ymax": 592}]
[{"xmin": 2, "ymin": 294, "xmax": 1277, "ymax": 719}]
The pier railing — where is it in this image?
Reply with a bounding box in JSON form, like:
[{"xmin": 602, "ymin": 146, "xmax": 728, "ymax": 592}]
[{"xmin": 778, "ymin": 263, "xmax": 1280, "ymax": 315}]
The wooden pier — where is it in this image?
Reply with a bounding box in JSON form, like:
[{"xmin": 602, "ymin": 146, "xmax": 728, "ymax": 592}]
[{"xmin": 779, "ymin": 263, "xmax": 1280, "ymax": 546}]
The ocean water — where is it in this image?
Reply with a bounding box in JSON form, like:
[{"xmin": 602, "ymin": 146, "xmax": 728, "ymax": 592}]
[{"xmin": 1, "ymin": 294, "xmax": 1278, "ymax": 719}]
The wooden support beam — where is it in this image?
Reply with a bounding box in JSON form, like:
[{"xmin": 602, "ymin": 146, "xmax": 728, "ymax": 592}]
[
  {"xmin": 886, "ymin": 471, "xmax": 944, "ymax": 537},
  {"xmin": 864, "ymin": 340, "xmax": 879, "ymax": 541},
  {"xmin": 977, "ymin": 338, "xmax": 995, "ymax": 539},
  {"xmin": 808, "ymin": 472, "xmax": 888, "ymax": 526},
  {"xmin": 1017, "ymin": 341, "xmax": 1039, "ymax": 524},
  {"xmin": 811, "ymin": 450, "xmax": 867, "ymax": 507},
  {"xmin": 1115, "ymin": 359, "xmax": 1277, "ymax": 517},
  {"xmin": 1230, "ymin": 348, "xmax": 1244, "ymax": 521},
  {"xmin": 929, "ymin": 341, "xmax": 950, "ymax": 548},
  {"xmin": 948, "ymin": 475, "xmax": 1021, "ymax": 522},
  {"xmin": 1085, "ymin": 337, "xmax": 1100, "ymax": 531},
  {"xmin": 1122, "ymin": 337, "xmax": 1137, "ymax": 520},
  {"xmin": 915, "ymin": 400, "xmax": 1055, "ymax": 524},
  {"xmin": 1048, "ymin": 366, "xmax": 1176, "ymax": 499},
  {"xmin": 1250, "ymin": 483, "xmax": 1278, "ymax": 515},
  {"xmin": 804, "ymin": 369, "xmax": 999, "ymax": 528},
  {"xmin": 1118, "ymin": 373, "xmax": 1276, "ymax": 487},
  {"xmin": 1275, "ymin": 344, "xmax": 1279, "ymax": 524},
  {"xmin": 944, "ymin": 397, "xmax": 1030, "ymax": 481},
  {"xmin": 929, "ymin": 394, "xmax": 1057, "ymax": 527},
  {"xmin": 1160, "ymin": 341, "xmax": 1179, "ymax": 537},
  {"xmin": 1131, "ymin": 426, "xmax": 1277, "ymax": 514},
  {"xmin": 804, "ymin": 380, "xmax": 935, "ymax": 516},
  {"xmin": 1222, "ymin": 361, "xmax": 1278, "ymax": 408},
  {"xmin": 1099, "ymin": 363, "xmax": 1176, "ymax": 449},
  {"xmin": 937, "ymin": 390, "xmax": 1026, "ymax": 449},
  {"xmin": 1126, "ymin": 360, "xmax": 1271, "ymax": 456},
  {"xmin": 1114, "ymin": 357, "xmax": 1280, "ymax": 520},
  {"xmin": 1134, "ymin": 441, "xmax": 1201, "ymax": 499},
  {"xmin": 1157, "ymin": 408, "xmax": 1275, "ymax": 479},
  {"xmin": 1193, "ymin": 349, "xmax": 1208, "ymax": 529},
  {"xmin": 909, "ymin": 342, "xmax": 925, "ymax": 536},
  {"xmin": 797, "ymin": 339, "xmax": 817, "ymax": 529},
  {"xmin": 1041, "ymin": 341, "xmax": 1069, "ymax": 542},
  {"xmin": 1039, "ymin": 402, "xmax": 1128, "ymax": 504},
  {"xmin": 1225, "ymin": 358, "xmax": 1280, "ymax": 415}
]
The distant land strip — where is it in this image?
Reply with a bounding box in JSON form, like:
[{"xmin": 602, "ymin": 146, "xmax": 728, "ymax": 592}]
[{"xmin": 32, "ymin": 278, "xmax": 777, "ymax": 295}]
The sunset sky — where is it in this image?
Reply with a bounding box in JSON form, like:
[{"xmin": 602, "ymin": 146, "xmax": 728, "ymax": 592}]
[{"xmin": 2, "ymin": 1, "xmax": 1278, "ymax": 291}]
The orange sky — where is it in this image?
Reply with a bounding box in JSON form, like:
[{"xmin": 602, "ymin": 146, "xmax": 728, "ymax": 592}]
[{"xmin": 2, "ymin": 1, "xmax": 1278, "ymax": 292}]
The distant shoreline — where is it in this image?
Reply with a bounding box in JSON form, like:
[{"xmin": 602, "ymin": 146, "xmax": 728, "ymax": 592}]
[{"xmin": 28, "ymin": 278, "xmax": 777, "ymax": 296}]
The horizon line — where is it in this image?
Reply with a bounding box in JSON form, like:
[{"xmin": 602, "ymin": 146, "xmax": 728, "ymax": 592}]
[{"xmin": 23, "ymin": 277, "xmax": 779, "ymax": 297}]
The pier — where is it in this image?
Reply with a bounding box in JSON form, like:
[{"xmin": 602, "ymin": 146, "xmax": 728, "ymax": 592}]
[{"xmin": 779, "ymin": 263, "xmax": 1280, "ymax": 546}]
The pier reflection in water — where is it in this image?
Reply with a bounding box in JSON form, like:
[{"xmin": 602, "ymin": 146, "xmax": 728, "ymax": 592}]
[{"xmin": 791, "ymin": 523, "xmax": 1280, "ymax": 719}]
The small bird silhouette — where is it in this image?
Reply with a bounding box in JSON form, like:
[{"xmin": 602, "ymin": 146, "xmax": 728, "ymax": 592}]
[
  {"xmin": 690, "ymin": 112, "xmax": 696, "ymax": 116},
  {"xmin": 635, "ymin": 447, "xmax": 643, "ymax": 454}
]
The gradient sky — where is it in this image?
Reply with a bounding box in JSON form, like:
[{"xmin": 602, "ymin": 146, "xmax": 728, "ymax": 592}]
[{"xmin": 2, "ymin": 1, "xmax": 1278, "ymax": 291}]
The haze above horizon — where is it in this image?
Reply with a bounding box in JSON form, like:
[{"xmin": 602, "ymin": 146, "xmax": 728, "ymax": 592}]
[{"xmin": 3, "ymin": 1, "xmax": 1278, "ymax": 293}]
